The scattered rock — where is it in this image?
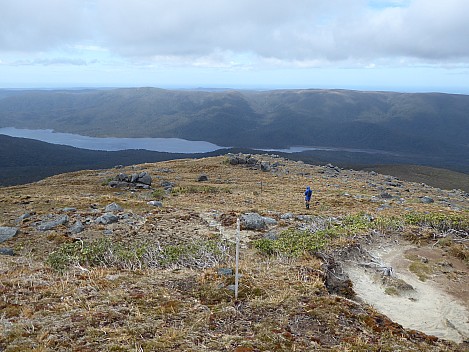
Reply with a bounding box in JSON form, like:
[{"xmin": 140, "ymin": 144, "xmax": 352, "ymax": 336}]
[
  {"xmin": 69, "ymin": 221, "xmax": 84, "ymax": 234},
  {"xmin": 217, "ymin": 268, "xmax": 233, "ymax": 276},
  {"xmin": 198, "ymin": 174, "xmax": 209, "ymax": 182},
  {"xmin": 109, "ymin": 171, "xmax": 152, "ymax": 187},
  {"xmin": 160, "ymin": 181, "xmax": 175, "ymax": 191},
  {"xmin": 378, "ymin": 204, "xmax": 392, "ymax": 211},
  {"xmin": 260, "ymin": 162, "xmax": 271, "ymax": 172},
  {"xmin": 37, "ymin": 215, "xmax": 69, "ymax": 231},
  {"xmin": 96, "ymin": 213, "xmax": 119, "ymax": 225},
  {"xmin": 386, "ymin": 181, "xmax": 402, "ymax": 188},
  {"xmin": 240, "ymin": 213, "xmax": 266, "ymax": 230},
  {"xmin": 420, "ymin": 196, "xmax": 434, "ymax": 204},
  {"xmin": 379, "ymin": 192, "xmax": 393, "ymax": 199},
  {"xmin": 239, "ymin": 213, "xmax": 276, "ymax": 230},
  {"xmin": 0, "ymin": 248, "xmax": 15, "ymax": 256},
  {"xmin": 61, "ymin": 207, "xmax": 77, "ymax": 213},
  {"xmin": 147, "ymin": 201, "xmax": 163, "ymax": 207},
  {"xmin": 263, "ymin": 216, "xmax": 278, "ymax": 226},
  {"xmin": 281, "ymin": 212, "xmax": 293, "ymax": 220},
  {"xmin": 105, "ymin": 202, "xmax": 124, "ymax": 212},
  {"xmin": 16, "ymin": 212, "xmax": 34, "ymax": 224},
  {"xmin": 228, "ymin": 153, "xmax": 258, "ymax": 166},
  {"xmin": 0, "ymin": 227, "xmax": 18, "ymax": 243},
  {"xmin": 138, "ymin": 172, "xmax": 152, "ymax": 185}
]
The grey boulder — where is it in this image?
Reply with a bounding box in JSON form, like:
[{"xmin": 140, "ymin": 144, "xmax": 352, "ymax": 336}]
[
  {"xmin": 0, "ymin": 227, "xmax": 18, "ymax": 243},
  {"xmin": 37, "ymin": 215, "xmax": 69, "ymax": 231}
]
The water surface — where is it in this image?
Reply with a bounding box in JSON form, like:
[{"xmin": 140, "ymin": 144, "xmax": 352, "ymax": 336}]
[{"xmin": 0, "ymin": 127, "xmax": 224, "ymax": 153}]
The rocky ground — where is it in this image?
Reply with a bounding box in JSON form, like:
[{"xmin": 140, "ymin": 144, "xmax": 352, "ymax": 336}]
[{"xmin": 0, "ymin": 154, "xmax": 468, "ymax": 351}]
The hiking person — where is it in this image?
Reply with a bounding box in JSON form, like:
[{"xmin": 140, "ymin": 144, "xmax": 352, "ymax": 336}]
[{"xmin": 304, "ymin": 186, "xmax": 312, "ymax": 209}]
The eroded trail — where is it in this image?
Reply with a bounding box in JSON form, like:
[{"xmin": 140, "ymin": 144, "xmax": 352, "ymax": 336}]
[{"xmin": 344, "ymin": 240, "xmax": 469, "ymax": 343}]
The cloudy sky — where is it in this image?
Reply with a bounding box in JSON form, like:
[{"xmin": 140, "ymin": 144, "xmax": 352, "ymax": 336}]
[{"xmin": 1, "ymin": 0, "xmax": 469, "ymax": 93}]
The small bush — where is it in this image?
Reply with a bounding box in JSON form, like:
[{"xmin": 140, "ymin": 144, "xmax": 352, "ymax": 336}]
[
  {"xmin": 47, "ymin": 238, "xmax": 232, "ymax": 272},
  {"xmin": 404, "ymin": 212, "xmax": 469, "ymax": 232},
  {"xmin": 151, "ymin": 188, "xmax": 166, "ymax": 200},
  {"xmin": 253, "ymin": 228, "xmax": 328, "ymax": 257},
  {"xmin": 171, "ymin": 185, "xmax": 231, "ymax": 195}
]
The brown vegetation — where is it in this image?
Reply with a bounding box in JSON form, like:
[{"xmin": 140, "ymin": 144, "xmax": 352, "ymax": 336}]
[{"xmin": 1, "ymin": 154, "xmax": 467, "ymax": 351}]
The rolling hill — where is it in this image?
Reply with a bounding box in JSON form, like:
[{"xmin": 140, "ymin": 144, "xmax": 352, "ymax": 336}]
[{"xmin": 0, "ymin": 88, "xmax": 468, "ymax": 168}]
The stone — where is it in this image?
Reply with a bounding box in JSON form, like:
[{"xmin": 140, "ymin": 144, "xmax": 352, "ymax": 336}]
[
  {"xmin": 96, "ymin": 213, "xmax": 119, "ymax": 225},
  {"xmin": 420, "ymin": 196, "xmax": 434, "ymax": 204},
  {"xmin": 198, "ymin": 174, "xmax": 209, "ymax": 182},
  {"xmin": 105, "ymin": 202, "xmax": 123, "ymax": 212},
  {"xmin": 137, "ymin": 172, "xmax": 152, "ymax": 186},
  {"xmin": 240, "ymin": 213, "xmax": 266, "ymax": 230},
  {"xmin": 246, "ymin": 157, "xmax": 258, "ymax": 165},
  {"xmin": 0, "ymin": 248, "xmax": 15, "ymax": 256},
  {"xmin": 130, "ymin": 173, "xmax": 139, "ymax": 183},
  {"xmin": 62, "ymin": 207, "xmax": 77, "ymax": 213},
  {"xmin": 69, "ymin": 221, "xmax": 84, "ymax": 234},
  {"xmin": 260, "ymin": 162, "xmax": 271, "ymax": 172},
  {"xmin": 0, "ymin": 227, "xmax": 18, "ymax": 243},
  {"xmin": 281, "ymin": 212, "xmax": 293, "ymax": 220},
  {"xmin": 217, "ymin": 268, "xmax": 233, "ymax": 276},
  {"xmin": 16, "ymin": 212, "xmax": 34, "ymax": 223},
  {"xmin": 160, "ymin": 181, "xmax": 175, "ymax": 190},
  {"xmin": 37, "ymin": 215, "xmax": 69, "ymax": 231},
  {"xmin": 263, "ymin": 217, "xmax": 277, "ymax": 226},
  {"xmin": 379, "ymin": 192, "xmax": 393, "ymax": 199},
  {"xmin": 147, "ymin": 201, "xmax": 163, "ymax": 207},
  {"xmin": 109, "ymin": 181, "xmax": 129, "ymax": 188},
  {"xmin": 116, "ymin": 173, "xmax": 129, "ymax": 182}
]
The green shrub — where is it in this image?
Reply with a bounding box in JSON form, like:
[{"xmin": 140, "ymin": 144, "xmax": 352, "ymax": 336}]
[
  {"xmin": 151, "ymin": 188, "xmax": 166, "ymax": 200},
  {"xmin": 47, "ymin": 238, "xmax": 232, "ymax": 272},
  {"xmin": 253, "ymin": 228, "xmax": 328, "ymax": 257},
  {"xmin": 404, "ymin": 212, "xmax": 469, "ymax": 231},
  {"xmin": 171, "ymin": 185, "xmax": 231, "ymax": 195}
]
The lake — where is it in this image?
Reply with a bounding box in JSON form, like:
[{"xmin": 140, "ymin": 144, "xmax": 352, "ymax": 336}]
[
  {"xmin": 0, "ymin": 127, "xmax": 399, "ymax": 156},
  {"xmin": 0, "ymin": 127, "xmax": 224, "ymax": 153}
]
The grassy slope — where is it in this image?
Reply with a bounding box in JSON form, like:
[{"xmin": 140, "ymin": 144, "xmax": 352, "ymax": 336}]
[
  {"xmin": 0, "ymin": 155, "xmax": 468, "ymax": 351},
  {"xmin": 359, "ymin": 164, "xmax": 469, "ymax": 192}
]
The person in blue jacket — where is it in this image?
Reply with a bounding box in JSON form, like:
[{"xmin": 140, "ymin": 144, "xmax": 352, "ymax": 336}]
[{"xmin": 304, "ymin": 186, "xmax": 313, "ymax": 209}]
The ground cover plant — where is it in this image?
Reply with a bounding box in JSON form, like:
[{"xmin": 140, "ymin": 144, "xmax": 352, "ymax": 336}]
[{"xmin": 1, "ymin": 154, "xmax": 468, "ymax": 351}]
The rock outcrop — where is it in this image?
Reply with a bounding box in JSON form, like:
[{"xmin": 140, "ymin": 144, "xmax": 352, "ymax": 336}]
[{"xmin": 109, "ymin": 171, "xmax": 152, "ymax": 188}]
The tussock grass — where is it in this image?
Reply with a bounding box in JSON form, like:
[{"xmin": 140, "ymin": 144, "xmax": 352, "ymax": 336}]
[{"xmin": 1, "ymin": 155, "xmax": 466, "ymax": 351}]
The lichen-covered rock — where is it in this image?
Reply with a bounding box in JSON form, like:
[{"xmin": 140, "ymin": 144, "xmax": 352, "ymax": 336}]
[
  {"xmin": 0, "ymin": 227, "xmax": 18, "ymax": 243},
  {"xmin": 96, "ymin": 213, "xmax": 119, "ymax": 225},
  {"xmin": 240, "ymin": 213, "xmax": 266, "ymax": 230},
  {"xmin": 105, "ymin": 202, "xmax": 123, "ymax": 212},
  {"xmin": 69, "ymin": 221, "xmax": 85, "ymax": 234},
  {"xmin": 37, "ymin": 215, "xmax": 69, "ymax": 231}
]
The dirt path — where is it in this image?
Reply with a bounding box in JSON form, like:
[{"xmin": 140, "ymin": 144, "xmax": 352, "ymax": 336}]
[{"xmin": 343, "ymin": 239, "xmax": 469, "ymax": 343}]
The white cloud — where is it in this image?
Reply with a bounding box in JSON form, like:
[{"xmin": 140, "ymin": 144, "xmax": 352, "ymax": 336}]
[{"xmin": 1, "ymin": 0, "xmax": 469, "ymax": 69}]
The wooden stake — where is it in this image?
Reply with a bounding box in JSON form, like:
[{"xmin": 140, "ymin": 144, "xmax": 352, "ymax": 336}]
[{"xmin": 235, "ymin": 218, "xmax": 240, "ymax": 300}]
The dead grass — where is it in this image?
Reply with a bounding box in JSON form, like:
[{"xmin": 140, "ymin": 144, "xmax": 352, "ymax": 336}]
[{"xmin": 0, "ymin": 155, "xmax": 467, "ymax": 351}]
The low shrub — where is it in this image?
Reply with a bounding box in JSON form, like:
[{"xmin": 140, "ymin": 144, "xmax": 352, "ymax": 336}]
[
  {"xmin": 404, "ymin": 212, "xmax": 469, "ymax": 232},
  {"xmin": 253, "ymin": 228, "xmax": 328, "ymax": 257},
  {"xmin": 47, "ymin": 238, "xmax": 232, "ymax": 272}
]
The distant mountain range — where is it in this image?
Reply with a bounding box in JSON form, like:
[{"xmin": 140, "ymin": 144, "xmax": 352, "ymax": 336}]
[{"xmin": 0, "ymin": 87, "xmax": 468, "ymax": 177}]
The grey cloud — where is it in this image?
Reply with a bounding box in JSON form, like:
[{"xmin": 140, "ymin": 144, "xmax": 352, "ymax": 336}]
[
  {"xmin": 1, "ymin": 0, "xmax": 469, "ymax": 66},
  {"xmin": 0, "ymin": 0, "xmax": 89, "ymax": 51}
]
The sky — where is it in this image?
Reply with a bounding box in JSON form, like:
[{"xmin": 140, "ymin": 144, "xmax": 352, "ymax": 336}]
[{"xmin": 1, "ymin": 0, "xmax": 469, "ymax": 93}]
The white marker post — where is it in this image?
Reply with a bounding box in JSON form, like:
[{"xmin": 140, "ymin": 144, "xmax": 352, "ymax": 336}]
[{"xmin": 235, "ymin": 218, "xmax": 240, "ymax": 300}]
